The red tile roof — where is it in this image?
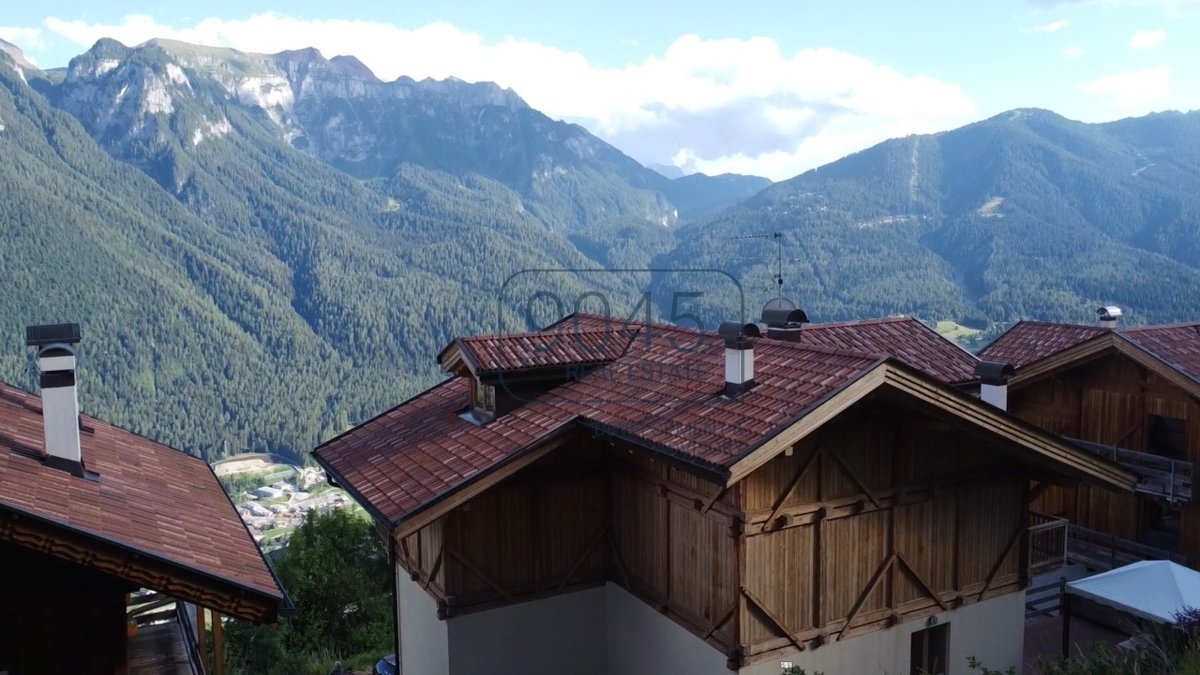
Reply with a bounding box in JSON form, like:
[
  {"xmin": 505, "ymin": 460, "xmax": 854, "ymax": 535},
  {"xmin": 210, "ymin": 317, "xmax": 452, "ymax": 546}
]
[
  {"xmin": 980, "ymin": 321, "xmax": 1200, "ymax": 389},
  {"xmin": 444, "ymin": 329, "xmax": 637, "ymax": 375},
  {"xmin": 796, "ymin": 317, "xmax": 979, "ymax": 385},
  {"xmin": 315, "ymin": 377, "xmax": 576, "ymax": 525},
  {"xmin": 317, "ymin": 318, "xmax": 881, "ymax": 527},
  {"xmin": 979, "ymin": 321, "xmax": 1107, "ymax": 368},
  {"xmin": 0, "ymin": 382, "xmax": 287, "ymax": 615},
  {"xmin": 1117, "ymin": 323, "xmax": 1200, "ymax": 386}
]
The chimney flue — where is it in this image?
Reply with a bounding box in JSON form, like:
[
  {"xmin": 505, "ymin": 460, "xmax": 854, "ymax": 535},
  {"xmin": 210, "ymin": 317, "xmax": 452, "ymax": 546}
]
[
  {"xmin": 25, "ymin": 323, "xmax": 86, "ymax": 476},
  {"xmin": 761, "ymin": 307, "xmax": 809, "ymax": 342},
  {"xmin": 1097, "ymin": 306, "xmax": 1122, "ymax": 329},
  {"xmin": 975, "ymin": 361, "xmax": 1016, "ymax": 411},
  {"xmin": 718, "ymin": 321, "xmax": 761, "ymax": 397}
]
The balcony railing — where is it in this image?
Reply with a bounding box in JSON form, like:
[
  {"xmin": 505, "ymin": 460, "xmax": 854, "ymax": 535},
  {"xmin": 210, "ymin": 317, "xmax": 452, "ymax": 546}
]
[
  {"xmin": 1029, "ymin": 511, "xmax": 1069, "ymax": 575},
  {"xmin": 1066, "ymin": 523, "xmax": 1186, "ymax": 572},
  {"xmin": 1065, "ymin": 437, "xmax": 1192, "ymax": 503}
]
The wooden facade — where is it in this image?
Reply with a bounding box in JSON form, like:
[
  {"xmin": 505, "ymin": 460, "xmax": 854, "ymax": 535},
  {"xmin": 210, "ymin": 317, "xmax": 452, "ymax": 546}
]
[
  {"xmin": 0, "ymin": 540, "xmax": 131, "ymax": 674},
  {"xmin": 397, "ymin": 393, "xmax": 1042, "ymax": 668},
  {"xmin": 1009, "ymin": 351, "xmax": 1200, "ymax": 564}
]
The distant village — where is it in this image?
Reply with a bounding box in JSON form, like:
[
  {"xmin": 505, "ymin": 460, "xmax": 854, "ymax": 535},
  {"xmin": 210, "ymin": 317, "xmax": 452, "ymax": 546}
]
[{"xmin": 213, "ymin": 456, "xmax": 356, "ymax": 550}]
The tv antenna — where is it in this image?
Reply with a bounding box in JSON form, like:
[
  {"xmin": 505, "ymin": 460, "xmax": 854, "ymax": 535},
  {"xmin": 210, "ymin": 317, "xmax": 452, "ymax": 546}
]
[{"xmin": 732, "ymin": 232, "xmax": 784, "ymax": 303}]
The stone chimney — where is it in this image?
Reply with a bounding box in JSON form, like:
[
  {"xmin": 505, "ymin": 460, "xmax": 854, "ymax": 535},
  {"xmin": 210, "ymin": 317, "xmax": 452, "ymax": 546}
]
[
  {"xmin": 975, "ymin": 361, "xmax": 1016, "ymax": 411},
  {"xmin": 25, "ymin": 323, "xmax": 86, "ymax": 476},
  {"xmin": 1097, "ymin": 306, "xmax": 1122, "ymax": 329},
  {"xmin": 761, "ymin": 307, "xmax": 809, "ymax": 342},
  {"xmin": 718, "ymin": 321, "xmax": 761, "ymax": 398}
]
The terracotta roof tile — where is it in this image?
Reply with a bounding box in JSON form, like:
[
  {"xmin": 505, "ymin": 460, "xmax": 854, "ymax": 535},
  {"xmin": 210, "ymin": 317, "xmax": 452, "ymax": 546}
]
[
  {"xmin": 796, "ymin": 317, "xmax": 979, "ymax": 384},
  {"xmin": 450, "ymin": 329, "xmax": 637, "ymax": 375},
  {"xmin": 979, "ymin": 321, "xmax": 1108, "ymax": 368},
  {"xmin": 316, "ymin": 319, "xmax": 881, "ymax": 525},
  {"xmin": 980, "ymin": 320, "xmax": 1200, "ymax": 389},
  {"xmin": 1117, "ymin": 323, "xmax": 1200, "ymax": 386},
  {"xmin": 0, "ymin": 382, "xmax": 286, "ymax": 608}
]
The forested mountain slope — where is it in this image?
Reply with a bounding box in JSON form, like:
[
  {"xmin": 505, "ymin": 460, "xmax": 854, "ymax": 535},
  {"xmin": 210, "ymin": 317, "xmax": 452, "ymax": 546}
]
[
  {"xmin": 0, "ymin": 42, "xmax": 648, "ymax": 461},
  {"xmin": 4, "ymin": 35, "xmax": 1200, "ymax": 464},
  {"xmin": 660, "ymin": 109, "xmax": 1200, "ymax": 327}
]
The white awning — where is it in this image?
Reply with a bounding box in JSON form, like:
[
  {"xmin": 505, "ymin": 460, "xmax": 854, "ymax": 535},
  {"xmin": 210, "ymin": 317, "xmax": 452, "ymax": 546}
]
[{"xmin": 1066, "ymin": 560, "xmax": 1200, "ymax": 625}]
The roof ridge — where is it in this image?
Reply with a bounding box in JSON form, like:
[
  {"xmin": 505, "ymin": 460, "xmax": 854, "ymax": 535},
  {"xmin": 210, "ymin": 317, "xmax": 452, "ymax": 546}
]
[
  {"xmin": 1118, "ymin": 321, "xmax": 1200, "ymax": 333},
  {"xmin": 802, "ymin": 316, "xmax": 911, "ymax": 329}
]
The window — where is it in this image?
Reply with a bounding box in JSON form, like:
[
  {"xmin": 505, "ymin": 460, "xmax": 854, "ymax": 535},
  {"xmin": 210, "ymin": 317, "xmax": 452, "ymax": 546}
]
[
  {"xmin": 1147, "ymin": 415, "xmax": 1187, "ymax": 459},
  {"xmin": 471, "ymin": 378, "xmax": 495, "ymax": 420},
  {"xmin": 911, "ymin": 622, "xmax": 950, "ymax": 675}
]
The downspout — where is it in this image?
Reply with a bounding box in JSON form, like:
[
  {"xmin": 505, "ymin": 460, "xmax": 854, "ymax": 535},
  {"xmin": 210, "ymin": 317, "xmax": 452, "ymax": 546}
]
[{"xmin": 390, "ymin": 535, "xmax": 402, "ymax": 674}]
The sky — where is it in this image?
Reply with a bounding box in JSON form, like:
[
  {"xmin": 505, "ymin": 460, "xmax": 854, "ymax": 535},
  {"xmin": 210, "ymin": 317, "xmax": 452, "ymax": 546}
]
[{"xmin": 2, "ymin": 1, "xmax": 1198, "ymax": 181}]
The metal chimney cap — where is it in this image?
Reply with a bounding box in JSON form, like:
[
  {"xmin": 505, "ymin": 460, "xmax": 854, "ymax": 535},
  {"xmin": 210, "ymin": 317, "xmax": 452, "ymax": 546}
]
[
  {"xmin": 1096, "ymin": 306, "xmax": 1122, "ymax": 320},
  {"xmin": 762, "ymin": 308, "xmax": 809, "ymax": 327},
  {"xmin": 974, "ymin": 361, "xmax": 1016, "ymax": 385},
  {"xmin": 718, "ymin": 321, "xmax": 761, "ymax": 349},
  {"xmin": 25, "ymin": 323, "xmax": 82, "ymax": 347},
  {"xmin": 718, "ymin": 321, "xmax": 762, "ymax": 339}
]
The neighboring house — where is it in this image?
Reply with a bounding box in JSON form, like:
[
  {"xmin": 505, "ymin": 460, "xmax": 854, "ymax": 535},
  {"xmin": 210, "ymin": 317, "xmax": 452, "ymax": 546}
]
[
  {"xmin": 785, "ymin": 316, "xmax": 981, "ymax": 389},
  {"xmin": 0, "ymin": 324, "xmax": 290, "ymax": 674},
  {"xmin": 316, "ymin": 312, "xmax": 1132, "ymax": 675},
  {"xmin": 980, "ymin": 311, "xmax": 1200, "ymax": 569}
]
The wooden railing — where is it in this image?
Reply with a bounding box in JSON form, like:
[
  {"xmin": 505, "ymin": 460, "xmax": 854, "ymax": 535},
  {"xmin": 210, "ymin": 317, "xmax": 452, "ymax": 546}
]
[
  {"xmin": 1029, "ymin": 512, "xmax": 1069, "ymax": 575},
  {"xmin": 126, "ymin": 592, "xmax": 207, "ymax": 675},
  {"xmin": 1067, "ymin": 524, "xmax": 1186, "ymax": 572},
  {"xmin": 125, "ymin": 592, "xmax": 228, "ymax": 675},
  {"xmin": 1065, "ymin": 437, "xmax": 1192, "ymax": 503}
]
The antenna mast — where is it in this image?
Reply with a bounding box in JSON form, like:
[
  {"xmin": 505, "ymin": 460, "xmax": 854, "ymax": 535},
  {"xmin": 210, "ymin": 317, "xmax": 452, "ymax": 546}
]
[{"xmin": 732, "ymin": 232, "xmax": 784, "ymax": 302}]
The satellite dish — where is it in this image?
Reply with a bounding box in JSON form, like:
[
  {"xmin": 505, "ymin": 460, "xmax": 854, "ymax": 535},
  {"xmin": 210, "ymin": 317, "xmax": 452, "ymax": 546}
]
[{"xmin": 762, "ymin": 298, "xmax": 797, "ymax": 312}]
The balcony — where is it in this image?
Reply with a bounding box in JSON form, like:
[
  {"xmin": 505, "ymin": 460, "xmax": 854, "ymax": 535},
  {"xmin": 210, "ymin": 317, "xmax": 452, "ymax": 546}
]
[
  {"xmin": 1029, "ymin": 511, "xmax": 1069, "ymax": 575},
  {"xmin": 1064, "ymin": 437, "xmax": 1192, "ymax": 504}
]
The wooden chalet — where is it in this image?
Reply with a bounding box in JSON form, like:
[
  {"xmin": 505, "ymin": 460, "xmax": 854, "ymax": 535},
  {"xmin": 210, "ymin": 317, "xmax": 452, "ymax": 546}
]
[
  {"xmin": 981, "ymin": 315, "xmax": 1200, "ymax": 570},
  {"xmin": 317, "ymin": 312, "xmax": 1133, "ymax": 675},
  {"xmin": 0, "ymin": 325, "xmax": 289, "ymax": 675}
]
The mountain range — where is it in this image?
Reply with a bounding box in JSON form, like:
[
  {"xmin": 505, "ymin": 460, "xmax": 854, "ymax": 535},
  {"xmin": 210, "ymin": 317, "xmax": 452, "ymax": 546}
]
[{"xmin": 1, "ymin": 36, "xmax": 1198, "ymax": 460}]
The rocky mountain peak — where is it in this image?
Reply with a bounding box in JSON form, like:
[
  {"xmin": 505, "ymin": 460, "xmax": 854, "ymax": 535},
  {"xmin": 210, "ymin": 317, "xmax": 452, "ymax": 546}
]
[{"xmin": 0, "ymin": 38, "xmax": 39, "ymax": 72}]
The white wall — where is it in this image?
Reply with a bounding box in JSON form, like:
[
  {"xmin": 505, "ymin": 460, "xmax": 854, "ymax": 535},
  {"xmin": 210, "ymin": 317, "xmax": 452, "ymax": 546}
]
[
  {"xmin": 606, "ymin": 584, "xmax": 731, "ymax": 675},
  {"xmin": 447, "ymin": 584, "xmax": 607, "ymax": 675},
  {"xmin": 399, "ymin": 576, "xmax": 1025, "ymax": 675},
  {"xmin": 398, "ymin": 568, "xmax": 449, "ymax": 675},
  {"xmin": 738, "ymin": 592, "xmax": 1026, "ymax": 675}
]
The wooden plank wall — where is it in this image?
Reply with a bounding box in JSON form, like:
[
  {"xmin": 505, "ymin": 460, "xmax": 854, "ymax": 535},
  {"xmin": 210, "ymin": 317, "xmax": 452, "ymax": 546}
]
[
  {"xmin": 611, "ymin": 452, "xmax": 741, "ymax": 653},
  {"xmin": 737, "ymin": 405, "xmax": 1027, "ymax": 662},
  {"xmin": 1014, "ymin": 353, "xmax": 1200, "ymax": 560},
  {"xmin": 438, "ymin": 442, "xmax": 611, "ymax": 612}
]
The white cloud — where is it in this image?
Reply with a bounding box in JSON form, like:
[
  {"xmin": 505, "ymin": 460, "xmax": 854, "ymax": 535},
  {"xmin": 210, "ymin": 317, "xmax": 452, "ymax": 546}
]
[
  {"xmin": 1063, "ymin": 46, "xmax": 1087, "ymax": 58},
  {"xmin": 0, "ymin": 26, "xmax": 45, "ymax": 50},
  {"xmin": 1026, "ymin": 19, "xmax": 1070, "ymax": 32},
  {"xmin": 39, "ymin": 13, "xmax": 977, "ymax": 180},
  {"xmin": 1129, "ymin": 28, "xmax": 1166, "ymax": 48},
  {"xmin": 1080, "ymin": 67, "xmax": 1170, "ymax": 108}
]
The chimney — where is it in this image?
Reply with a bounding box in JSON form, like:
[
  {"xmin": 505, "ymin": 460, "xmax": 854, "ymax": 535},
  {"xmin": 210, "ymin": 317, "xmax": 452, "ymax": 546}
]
[
  {"xmin": 1097, "ymin": 306, "xmax": 1122, "ymax": 329},
  {"xmin": 761, "ymin": 307, "xmax": 810, "ymax": 342},
  {"xmin": 25, "ymin": 323, "xmax": 86, "ymax": 476},
  {"xmin": 975, "ymin": 361, "xmax": 1016, "ymax": 411},
  {"xmin": 718, "ymin": 321, "xmax": 761, "ymax": 397}
]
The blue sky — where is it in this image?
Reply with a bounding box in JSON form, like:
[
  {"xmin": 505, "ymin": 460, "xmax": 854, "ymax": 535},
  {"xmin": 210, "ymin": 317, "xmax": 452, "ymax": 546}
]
[{"xmin": 3, "ymin": 1, "xmax": 1197, "ymax": 180}]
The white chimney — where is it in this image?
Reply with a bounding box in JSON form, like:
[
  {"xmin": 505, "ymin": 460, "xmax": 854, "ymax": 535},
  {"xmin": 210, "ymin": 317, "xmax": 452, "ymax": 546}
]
[
  {"xmin": 1097, "ymin": 305, "xmax": 1122, "ymax": 329},
  {"xmin": 719, "ymin": 321, "xmax": 761, "ymax": 397},
  {"xmin": 975, "ymin": 361, "xmax": 1016, "ymax": 411},
  {"xmin": 26, "ymin": 323, "xmax": 85, "ymax": 475}
]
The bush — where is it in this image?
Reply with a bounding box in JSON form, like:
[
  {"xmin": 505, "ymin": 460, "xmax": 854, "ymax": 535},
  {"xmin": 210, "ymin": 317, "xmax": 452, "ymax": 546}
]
[{"xmin": 226, "ymin": 508, "xmax": 393, "ymax": 674}]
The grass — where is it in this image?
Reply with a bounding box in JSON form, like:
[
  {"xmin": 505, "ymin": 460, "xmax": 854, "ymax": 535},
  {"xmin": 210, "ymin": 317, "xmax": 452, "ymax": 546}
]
[{"xmin": 936, "ymin": 320, "xmax": 983, "ymax": 342}]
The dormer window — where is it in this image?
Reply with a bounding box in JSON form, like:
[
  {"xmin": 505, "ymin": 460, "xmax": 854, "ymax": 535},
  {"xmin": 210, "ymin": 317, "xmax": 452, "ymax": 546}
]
[{"xmin": 471, "ymin": 378, "xmax": 496, "ymax": 421}]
